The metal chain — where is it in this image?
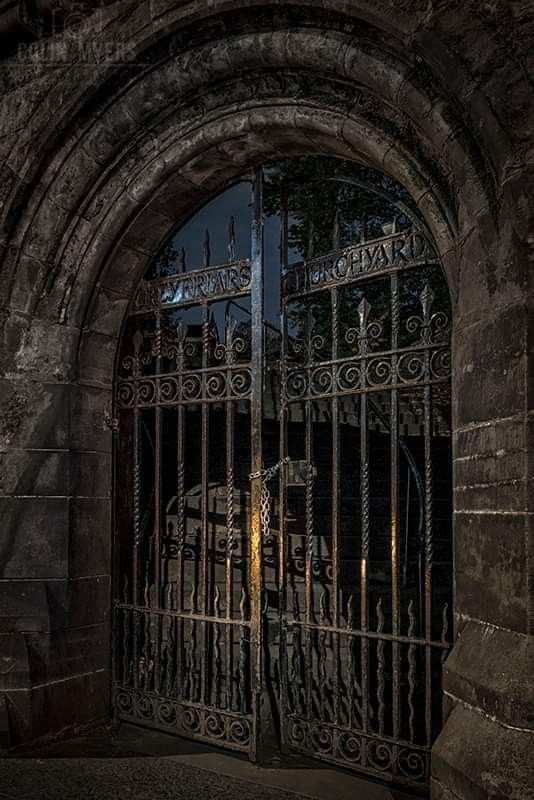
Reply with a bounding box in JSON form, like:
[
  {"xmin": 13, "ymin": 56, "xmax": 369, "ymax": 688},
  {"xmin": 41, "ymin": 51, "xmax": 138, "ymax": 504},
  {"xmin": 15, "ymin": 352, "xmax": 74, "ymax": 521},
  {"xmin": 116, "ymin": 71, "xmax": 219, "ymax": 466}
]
[{"xmin": 250, "ymin": 457, "xmax": 291, "ymax": 539}]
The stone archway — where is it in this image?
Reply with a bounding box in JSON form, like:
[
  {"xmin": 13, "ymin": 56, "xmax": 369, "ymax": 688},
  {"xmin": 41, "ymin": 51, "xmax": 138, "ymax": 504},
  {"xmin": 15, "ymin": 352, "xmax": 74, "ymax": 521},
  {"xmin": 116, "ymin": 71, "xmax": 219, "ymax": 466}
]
[{"xmin": 0, "ymin": 4, "xmax": 532, "ymax": 798}]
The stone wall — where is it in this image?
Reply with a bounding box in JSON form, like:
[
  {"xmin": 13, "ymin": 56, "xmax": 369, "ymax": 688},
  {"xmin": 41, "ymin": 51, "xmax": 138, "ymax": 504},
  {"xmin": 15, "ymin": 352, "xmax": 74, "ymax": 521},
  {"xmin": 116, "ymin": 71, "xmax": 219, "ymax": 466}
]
[{"xmin": 0, "ymin": 2, "xmax": 533, "ymax": 797}]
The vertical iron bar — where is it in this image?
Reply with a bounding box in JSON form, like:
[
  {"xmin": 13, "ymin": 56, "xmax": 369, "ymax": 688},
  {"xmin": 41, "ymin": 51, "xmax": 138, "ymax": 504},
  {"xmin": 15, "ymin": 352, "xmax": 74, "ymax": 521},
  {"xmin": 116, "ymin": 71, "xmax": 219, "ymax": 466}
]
[
  {"xmin": 403, "ymin": 468, "xmax": 411, "ymax": 587},
  {"xmin": 175, "ymin": 267, "xmax": 186, "ymax": 701},
  {"xmin": 110, "ymin": 405, "xmax": 120, "ymax": 724},
  {"xmin": 280, "ymin": 185, "xmax": 288, "ymax": 273},
  {"xmin": 391, "ymin": 273, "xmax": 400, "ymax": 757},
  {"xmin": 357, "ymin": 296, "xmax": 372, "ymax": 754},
  {"xmin": 250, "ymin": 166, "xmax": 265, "ymax": 761},
  {"xmin": 225, "ymin": 354, "xmax": 235, "ymax": 710},
  {"xmin": 132, "ymin": 331, "xmax": 143, "ymax": 691},
  {"xmin": 304, "ymin": 311, "xmax": 314, "ymax": 723},
  {"xmin": 376, "ymin": 598, "xmax": 386, "ymax": 735},
  {"xmin": 200, "ymin": 303, "xmax": 210, "ymax": 709},
  {"xmin": 424, "ymin": 380, "xmax": 433, "ymax": 747},
  {"xmin": 278, "ymin": 186, "xmax": 289, "ymax": 752},
  {"xmin": 176, "ymin": 399, "xmax": 185, "ymax": 698},
  {"xmin": 360, "ymin": 378, "xmax": 370, "ymax": 755},
  {"xmin": 331, "ymin": 287, "xmax": 341, "ymax": 727},
  {"xmin": 153, "ymin": 311, "xmax": 162, "ymax": 694},
  {"xmin": 407, "ymin": 600, "xmax": 417, "ymax": 743},
  {"xmin": 214, "ymin": 587, "xmax": 222, "ymax": 707}
]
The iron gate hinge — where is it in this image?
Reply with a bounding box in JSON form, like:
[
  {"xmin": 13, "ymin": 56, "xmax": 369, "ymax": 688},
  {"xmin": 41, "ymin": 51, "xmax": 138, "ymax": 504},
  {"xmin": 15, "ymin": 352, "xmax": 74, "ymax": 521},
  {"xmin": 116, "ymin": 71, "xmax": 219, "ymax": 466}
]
[{"xmin": 104, "ymin": 411, "xmax": 119, "ymax": 432}]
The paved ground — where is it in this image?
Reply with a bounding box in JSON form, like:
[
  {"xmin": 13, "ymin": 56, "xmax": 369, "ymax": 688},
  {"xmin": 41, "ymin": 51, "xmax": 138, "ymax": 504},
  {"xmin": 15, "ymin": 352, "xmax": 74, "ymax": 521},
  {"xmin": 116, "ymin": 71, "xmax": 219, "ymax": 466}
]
[
  {"xmin": 1, "ymin": 758, "xmax": 310, "ymax": 800},
  {"xmin": 1, "ymin": 725, "xmax": 418, "ymax": 800}
]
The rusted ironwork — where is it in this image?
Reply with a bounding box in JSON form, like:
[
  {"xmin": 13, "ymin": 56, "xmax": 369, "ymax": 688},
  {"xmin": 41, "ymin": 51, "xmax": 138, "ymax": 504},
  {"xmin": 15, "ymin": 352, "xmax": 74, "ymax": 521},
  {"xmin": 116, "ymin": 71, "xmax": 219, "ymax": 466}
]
[
  {"xmin": 114, "ymin": 178, "xmax": 259, "ymax": 753},
  {"xmin": 113, "ymin": 162, "xmax": 453, "ymax": 790},
  {"xmin": 133, "ymin": 260, "xmax": 251, "ymax": 314},
  {"xmin": 283, "ymin": 229, "xmax": 437, "ymax": 297},
  {"xmin": 279, "ymin": 202, "xmax": 452, "ymax": 785}
]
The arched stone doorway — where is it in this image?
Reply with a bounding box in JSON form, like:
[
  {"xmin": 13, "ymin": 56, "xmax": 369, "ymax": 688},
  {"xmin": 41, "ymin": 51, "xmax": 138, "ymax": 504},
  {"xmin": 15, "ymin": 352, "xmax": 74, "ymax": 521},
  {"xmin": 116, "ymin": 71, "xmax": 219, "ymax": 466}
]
[
  {"xmin": 1, "ymin": 5, "xmax": 532, "ymax": 799},
  {"xmin": 113, "ymin": 156, "xmax": 453, "ymax": 789}
]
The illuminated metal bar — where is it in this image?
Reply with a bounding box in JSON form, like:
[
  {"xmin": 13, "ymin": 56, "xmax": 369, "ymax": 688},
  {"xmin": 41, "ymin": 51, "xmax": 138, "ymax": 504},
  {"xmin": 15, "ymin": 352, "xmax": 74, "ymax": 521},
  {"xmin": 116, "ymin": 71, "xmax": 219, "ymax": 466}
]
[
  {"xmin": 249, "ymin": 166, "xmax": 265, "ymax": 761},
  {"xmin": 330, "ymin": 286, "xmax": 341, "ymax": 726},
  {"xmin": 304, "ymin": 307, "xmax": 315, "ymax": 727},
  {"xmin": 390, "ymin": 271, "xmax": 401, "ymax": 762},
  {"xmin": 278, "ymin": 186, "xmax": 290, "ymax": 752},
  {"xmin": 176, "ymin": 323, "xmax": 186, "ymax": 700},
  {"xmin": 153, "ymin": 308, "xmax": 163, "ymax": 694},
  {"xmin": 225, "ymin": 308, "xmax": 236, "ymax": 711},
  {"xmin": 131, "ymin": 328, "xmax": 143, "ymax": 691},
  {"xmin": 200, "ymin": 303, "xmax": 210, "ymax": 709},
  {"xmin": 359, "ymin": 302, "xmax": 370, "ymax": 757}
]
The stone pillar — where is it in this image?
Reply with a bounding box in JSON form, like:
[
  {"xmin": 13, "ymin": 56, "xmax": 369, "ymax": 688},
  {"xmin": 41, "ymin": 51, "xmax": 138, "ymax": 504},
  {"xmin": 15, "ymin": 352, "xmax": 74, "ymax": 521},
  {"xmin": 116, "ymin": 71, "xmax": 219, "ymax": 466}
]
[
  {"xmin": 431, "ymin": 199, "xmax": 534, "ymax": 799},
  {"xmin": 0, "ymin": 365, "xmax": 112, "ymax": 746}
]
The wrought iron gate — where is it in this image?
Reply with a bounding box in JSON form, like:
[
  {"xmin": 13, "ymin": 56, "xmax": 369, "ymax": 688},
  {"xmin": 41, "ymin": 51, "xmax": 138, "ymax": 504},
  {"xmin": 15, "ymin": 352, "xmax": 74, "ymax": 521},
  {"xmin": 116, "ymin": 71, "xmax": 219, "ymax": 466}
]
[{"xmin": 113, "ymin": 159, "xmax": 453, "ymax": 789}]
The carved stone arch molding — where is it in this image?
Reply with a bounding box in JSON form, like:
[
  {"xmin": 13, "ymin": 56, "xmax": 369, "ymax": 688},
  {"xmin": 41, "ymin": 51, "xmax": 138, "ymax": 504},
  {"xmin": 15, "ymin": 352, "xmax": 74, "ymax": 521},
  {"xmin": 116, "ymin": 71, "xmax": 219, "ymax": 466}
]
[{"xmin": 0, "ymin": 4, "xmax": 533, "ymax": 799}]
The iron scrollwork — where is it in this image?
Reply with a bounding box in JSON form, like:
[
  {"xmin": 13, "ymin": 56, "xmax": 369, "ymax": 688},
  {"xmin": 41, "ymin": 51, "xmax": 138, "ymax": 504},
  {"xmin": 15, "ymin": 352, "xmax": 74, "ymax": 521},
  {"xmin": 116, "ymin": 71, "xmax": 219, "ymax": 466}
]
[
  {"xmin": 279, "ymin": 220, "xmax": 452, "ymax": 789},
  {"xmin": 114, "ymin": 166, "xmax": 453, "ymax": 791},
  {"xmin": 114, "ymin": 217, "xmax": 257, "ymax": 755}
]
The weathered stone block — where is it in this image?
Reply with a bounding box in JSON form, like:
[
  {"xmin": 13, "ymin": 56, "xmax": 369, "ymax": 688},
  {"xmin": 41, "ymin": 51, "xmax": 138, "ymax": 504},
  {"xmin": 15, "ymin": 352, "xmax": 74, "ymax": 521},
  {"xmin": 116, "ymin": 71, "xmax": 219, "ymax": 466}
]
[
  {"xmin": 46, "ymin": 143, "xmax": 101, "ymax": 214},
  {"xmin": 0, "ymin": 632, "xmax": 30, "ymax": 690},
  {"xmin": 77, "ymin": 330, "xmax": 117, "ymax": 386},
  {"xmin": 24, "ymin": 623, "xmax": 110, "ymax": 685},
  {"xmin": 443, "ymin": 620, "xmax": 534, "ymax": 729},
  {"xmin": 69, "ymin": 450, "xmax": 111, "ymax": 499},
  {"xmin": 85, "ymin": 285, "xmax": 129, "ymax": 338},
  {"xmin": 23, "ymin": 198, "xmax": 69, "ymax": 263},
  {"xmin": 453, "ymin": 305, "xmax": 527, "ymax": 427},
  {"xmin": 0, "ymin": 581, "xmax": 50, "ymax": 633},
  {"xmin": 455, "ymin": 222, "xmax": 527, "ymax": 328},
  {"xmin": 121, "ymin": 210, "xmax": 172, "ymax": 256},
  {"xmin": 8, "ymin": 318, "xmax": 79, "ymax": 383},
  {"xmin": 453, "ymin": 449, "xmax": 524, "ymax": 489},
  {"xmin": 0, "ymin": 449, "xmax": 69, "ymax": 497},
  {"xmin": 482, "ymin": 63, "xmax": 533, "ymax": 145},
  {"xmin": 1, "ymin": 688, "xmax": 32, "ymax": 746},
  {"xmin": 0, "ymin": 379, "xmax": 69, "ymax": 451},
  {"xmin": 454, "ymin": 511, "xmax": 527, "ymax": 633},
  {"xmin": 68, "ymin": 498, "xmax": 111, "ymax": 578},
  {"xmin": 99, "ymin": 243, "xmax": 149, "ymax": 297},
  {"xmin": 149, "ymin": 178, "xmax": 205, "ymax": 224},
  {"xmin": 455, "ymin": 415, "xmax": 525, "ymax": 462},
  {"xmin": 454, "ymin": 480, "xmax": 526, "ymax": 513},
  {"xmin": 8, "ymin": 254, "xmax": 44, "ymax": 315},
  {"xmin": 5, "ymin": 668, "xmax": 110, "ymax": 745},
  {"xmin": 69, "ymin": 383, "xmax": 112, "ymax": 453},
  {"xmin": 45, "ymin": 577, "xmax": 110, "ymax": 630},
  {"xmin": 432, "ymin": 702, "xmax": 534, "ymax": 800},
  {"xmin": 35, "ymin": 667, "xmax": 110, "ymax": 740},
  {"xmin": 0, "ymin": 497, "xmax": 68, "ymax": 580},
  {"xmin": 81, "ymin": 95, "xmax": 141, "ymax": 165}
]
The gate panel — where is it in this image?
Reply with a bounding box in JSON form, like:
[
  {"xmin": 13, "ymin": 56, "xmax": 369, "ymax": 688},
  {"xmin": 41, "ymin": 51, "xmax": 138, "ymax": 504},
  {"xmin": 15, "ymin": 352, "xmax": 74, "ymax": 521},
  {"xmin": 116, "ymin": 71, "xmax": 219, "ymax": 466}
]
[
  {"xmin": 113, "ymin": 175, "xmax": 265, "ymax": 757},
  {"xmin": 278, "ymin": 223, "xmax": 452, "ymax": 788},
  {"xmin": 114, "ymin": 157, "xmax": 453, "ymax": 789}
]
